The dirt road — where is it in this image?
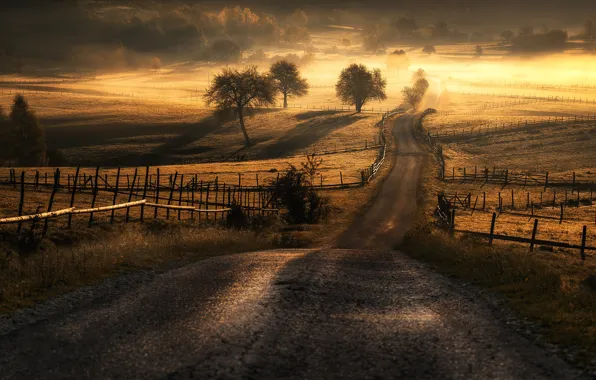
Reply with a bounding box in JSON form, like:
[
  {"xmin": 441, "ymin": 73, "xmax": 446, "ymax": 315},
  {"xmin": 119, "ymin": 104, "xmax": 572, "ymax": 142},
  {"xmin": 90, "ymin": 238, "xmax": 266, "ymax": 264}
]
[
  {"xmin": 337, "ymin": 113, "xmax": 424, "ymax": 249},
  {"xmin": 0, "ymin": 115, "xmax": 585, "ymax": 379}
]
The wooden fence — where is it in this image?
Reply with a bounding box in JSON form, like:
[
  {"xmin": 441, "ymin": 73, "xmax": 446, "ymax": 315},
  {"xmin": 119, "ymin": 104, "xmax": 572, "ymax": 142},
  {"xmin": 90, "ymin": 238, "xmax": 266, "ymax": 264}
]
[
  {"xmin": 441, "ymin": 166, "xmax": 596, "ymax": 187},
  {"xmin": 436, "ymin": 196, "xmax": 594, "ymax": 260},
  {"xmin": 451, "ymin": 91, "xmax": 596, "ymax": 106},
  {"xmin": 428, "ymin": 113, "xmax": 596, "ymax": 140},
  {"xmin": 438, "ymin": 189, "xmax": 596, "ymax": 224}
]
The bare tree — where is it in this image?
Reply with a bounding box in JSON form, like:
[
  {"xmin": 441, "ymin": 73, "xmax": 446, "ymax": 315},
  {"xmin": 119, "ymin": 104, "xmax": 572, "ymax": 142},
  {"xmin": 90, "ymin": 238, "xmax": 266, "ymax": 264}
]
[
  {"xmin": 336, "ymin": 64, "xmax": 387, "ymax": 113},
  {"xmin": 270, "ymin": 60, "xmax": 309, "ymax": 108},
  {"xmin": 204, "ymin": 66, "xmax": 276, "ymax": 146},
  {"xmin": 401, "ymin": 69, "xmax": 430, "ymax": 110}
]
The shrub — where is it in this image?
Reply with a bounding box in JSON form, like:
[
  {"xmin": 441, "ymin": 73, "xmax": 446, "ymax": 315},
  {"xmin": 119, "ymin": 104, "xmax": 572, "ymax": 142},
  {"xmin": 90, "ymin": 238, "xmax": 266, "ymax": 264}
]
[{"xmin": 269, "ymin": 165, "xmax": 330, "ymax": 224}]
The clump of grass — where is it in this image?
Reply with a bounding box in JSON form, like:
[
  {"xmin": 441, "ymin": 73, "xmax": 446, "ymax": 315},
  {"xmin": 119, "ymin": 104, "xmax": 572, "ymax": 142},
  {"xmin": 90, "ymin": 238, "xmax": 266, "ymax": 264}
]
[{"xmin": 0, "ymin": 221, "xmax": 276, "ymax": 313}]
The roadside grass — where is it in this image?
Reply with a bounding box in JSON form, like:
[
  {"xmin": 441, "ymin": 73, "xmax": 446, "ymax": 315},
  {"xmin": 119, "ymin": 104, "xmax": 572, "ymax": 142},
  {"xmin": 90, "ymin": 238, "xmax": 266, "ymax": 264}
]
[
  {"xmin": 0, "ymin": 220, "xmax": 278, "ymax": 314},
  {"xmin": 400, "ymin": 152, "xmax": 596, "ymax": 366}
]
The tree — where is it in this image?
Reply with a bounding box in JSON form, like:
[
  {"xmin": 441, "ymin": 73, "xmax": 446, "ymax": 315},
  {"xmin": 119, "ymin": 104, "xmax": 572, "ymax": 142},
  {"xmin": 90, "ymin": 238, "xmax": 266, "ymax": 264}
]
[
  {"xmin": 204, "ymin": 66, "xmax": 276, "ymax": 147},
  {"xmin": 269, "ymin": 60, "xmax": 309, "ymax": 108},
  {"xmin": 150, "ymin": 57, "xmax": 162, "ymax": 73},
  {"xmin": 392, "ymin": 17, "xmax": 418, "ymax": 36},
  {"xmin": 422, "ymin": 45, "xmax": 436, "ymax": 55},
  {"xmin": 386, "ymin": 49, "xmax": 410, "ymax": 76},
  {"xmin": 518, "ymin": 26, "xmax": 534, "ymax": 37},
  {"xmin": 9, "ymin": 95, "xmax": 47, "ymax": 166},
  {"xmin": 501, "ymin": 30, "xmax": 514, "ymax": 43},
  {"xmin": 584, "ymin": 20, "xmax": 594, "ymax": 39},
  {"xmin": 335, "ymin": 64, "xmax": 387, "ymax": 113},
  {"xmin": 475, "ymin": 45, "xmax": 484, "ymax": 55},
  {"xmin": 342, "ymin": 38, "xmax": 351, "ymax": 50},
  {"xmin": 287, "ymin": 9, "xmax": 309, "ymax": 27},
  {"xmin": 284, "ymin": 25, "xmax": 311, "ymax": 45},
  {"xmin": 401, "ymin": 69, "xmax": 430, "ymax": 110},
  {"xmin": 209, "ymin": 40, "xmax": 241, "ymax": 62},
  {"xmin": 0, "ymin": 106, "xmax": 14, "ymax": 164}
]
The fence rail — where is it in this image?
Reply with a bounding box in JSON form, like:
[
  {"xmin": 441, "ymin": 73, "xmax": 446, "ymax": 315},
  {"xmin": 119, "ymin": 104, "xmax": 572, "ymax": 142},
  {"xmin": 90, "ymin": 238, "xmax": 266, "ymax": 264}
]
[{"xmin": 436, "ymin": 196, "xmax": 593, "ymax": 260}]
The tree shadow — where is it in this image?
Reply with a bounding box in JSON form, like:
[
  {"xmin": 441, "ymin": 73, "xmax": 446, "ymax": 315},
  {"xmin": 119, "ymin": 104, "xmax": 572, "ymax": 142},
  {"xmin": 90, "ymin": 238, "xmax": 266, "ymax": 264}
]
[{"xmin": 257, "ymin": 113, "xmax": 359, "ymax": 158}]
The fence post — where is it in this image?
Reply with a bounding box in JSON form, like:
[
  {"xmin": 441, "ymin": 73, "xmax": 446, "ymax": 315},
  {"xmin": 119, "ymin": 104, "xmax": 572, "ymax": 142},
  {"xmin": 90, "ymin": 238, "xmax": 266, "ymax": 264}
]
[
  {"xmin": 125, "ymin": 168, "xmax": 138, "ymax": 223},
  {"xmin": 489, "ymin": 212, "xmax": 497, "ymax": 245},
  {"xmin": 154, "ymin": 168, "xmax": 160, "ymax": 219},
  {"xmin": 580, "ymin": 226, "xmax": 587, "ymax": 261},
  {"xmin": 110, "ymin": 168, "xmax": 121, "ymax": 223},
  {"xmin": 530, "ymin": 219, "xmax": 539, "ymax": 252},
  {"xmin": 88, "ymin": 166, "xmax": 100, "ymax": 226},
  {"xmin": 166, "ymin": 172, "xmax": 178, "ymax": 220},
  {"xmin": 178, "ymin": 175, "xmax": 184, "ymax": 220},
  {"xmin": 16, "ymin": 171, "xmax": 25, "ymax": 233},
  {"xmin": 140, "ymin": 166, "xmax": 149, "ymax": 222},
  {"xmin": 545, "ymin": 172, "xmax": 549, "ymax": 189},
  {"xmin": 42, "ymin": 179, "xmax": 59, "ymax": 237},
  {"xmin": 67, "ymin": 167, "xmax": 80, "ymax": 229},
  {"xmin": 560, "ymin": 202, "xmax": 564, "ymax": 224}
]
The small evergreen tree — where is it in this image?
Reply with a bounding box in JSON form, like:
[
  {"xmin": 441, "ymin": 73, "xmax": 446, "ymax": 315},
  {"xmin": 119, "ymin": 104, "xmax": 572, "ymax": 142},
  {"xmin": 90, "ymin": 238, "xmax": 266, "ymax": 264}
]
[
  {"xmin": 9, "ymin": 94, "xmax": 47, "ymax": 166},
  {"xmin": 0, "ymin": 106, "xmax": 14, "ymax": 164}
]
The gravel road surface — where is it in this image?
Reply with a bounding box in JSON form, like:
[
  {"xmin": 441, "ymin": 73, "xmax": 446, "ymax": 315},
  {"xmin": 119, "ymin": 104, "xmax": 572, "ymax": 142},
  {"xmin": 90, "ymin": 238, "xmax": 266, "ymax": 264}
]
[{"xmin": 0, "ymin": 114, "xmax": 585, "ymax": 379}]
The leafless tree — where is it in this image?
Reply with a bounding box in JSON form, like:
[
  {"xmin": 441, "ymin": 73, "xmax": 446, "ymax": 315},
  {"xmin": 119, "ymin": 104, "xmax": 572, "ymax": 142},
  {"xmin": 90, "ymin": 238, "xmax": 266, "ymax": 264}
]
[
  {"xmin": 269, "ymin": 60, "xmax": 309, "ymax": 108},
  {"xmin": 204, "ymin": 66, "xmax": 276, "ymax": 146},
  {"xmin": 335, "ymin": 64, "xmax": 387, "ymax": 113}
]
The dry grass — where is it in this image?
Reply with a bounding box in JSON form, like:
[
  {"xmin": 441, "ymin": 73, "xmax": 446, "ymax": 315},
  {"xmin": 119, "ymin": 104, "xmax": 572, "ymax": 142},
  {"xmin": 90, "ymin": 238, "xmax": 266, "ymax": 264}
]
[
  {"xmin": 401, "ymin": 157, "xmax": 596, "ymax": 366},
  {"xmin": 0, "ymin": 91, "xmax": 381, "ymax": 166},
  {"xmin": 0, "ymin": 221, "xmax": 277, "ymax": 313}
]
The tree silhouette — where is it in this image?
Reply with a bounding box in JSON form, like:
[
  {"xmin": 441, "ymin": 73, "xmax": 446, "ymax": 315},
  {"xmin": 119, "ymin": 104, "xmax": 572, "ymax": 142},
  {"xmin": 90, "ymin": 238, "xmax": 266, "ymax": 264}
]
[
  {"xmin": 475, "ymin": 45, "xmax": 484, "ymax": 55},
  {"xmin": 342, "ymin": 38, "xmax": 351, "ymax": 50},
  {"xmin": 386, "ymin": 49, "xmax": 410, "ymax": 77},
  {"xmin": 0, "ymin": 106, "xmax": 14, "ymax": 164},
  {"xmin": 501, "ymin": 30, "xmax": 514, "ymax": 43},
  {"xmin": 269, "ymin": 60, "xmax": 309, "ymax": 108},
  {"xmin": 9, "ymin": 95, "xmax": 46, "ymax": 166},
  {"xmin": 401, "ymin": 69, "xmax": 430, "ymax": 110},
  {"xmin": 204, "ymin": 66, "xmax": 276, "ymax": 147},
  {"xmin": 335, "ymin": 64, "xmax": 387, "ymax": 113},
  {"xmin": 422, "ymin": 45, "xmax": 436, "ymax": 55}
]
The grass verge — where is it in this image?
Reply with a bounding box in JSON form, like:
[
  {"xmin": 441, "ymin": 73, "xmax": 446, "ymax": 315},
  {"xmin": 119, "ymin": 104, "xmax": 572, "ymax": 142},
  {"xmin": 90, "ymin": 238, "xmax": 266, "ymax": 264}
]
[
  {"xmin": 400, "ymin": 143, "xmax": 596, "ymax": 368},
  {"xmin": 0, "ymin": 221, "xmax": 277, "ymax": 313}
]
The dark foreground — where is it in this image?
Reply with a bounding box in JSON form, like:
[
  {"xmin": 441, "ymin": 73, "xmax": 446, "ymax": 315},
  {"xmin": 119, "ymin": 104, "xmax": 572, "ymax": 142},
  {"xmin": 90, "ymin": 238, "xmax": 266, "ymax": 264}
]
[{"xmin": 0, "ymin": 115, "xmax": 584, "ymax": 379}]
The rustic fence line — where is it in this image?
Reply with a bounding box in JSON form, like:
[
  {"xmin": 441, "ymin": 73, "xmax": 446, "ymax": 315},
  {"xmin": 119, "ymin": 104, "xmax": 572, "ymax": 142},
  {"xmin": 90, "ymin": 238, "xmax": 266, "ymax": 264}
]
[
  {"xmin": 451, "ymin": 91, "xmax": 596, "ymax": 106},
  {"xmin": 436, "ymin": 95, "xmax": 559, "ymax": 117},
  {"xmin": 441, "ymin": 166, "xmax": 596, "ymax": 187},
  {"xmin": 457, "ymin": 80, "xmax": 596, "ymax": 93},
  {"xmin": 1, "ymin": 170, "xmax": 281, "ymax": 237},
  {"xmin": 436, "ymin": 197, "xmax": 594, "ymax": 260},
  {"xmin": 428, "ymin": 113, "xmax": 596, "ymax": 140},
  {"xmin": 439, "ymin": 189, "xmax": 596, "ymax": 224}
]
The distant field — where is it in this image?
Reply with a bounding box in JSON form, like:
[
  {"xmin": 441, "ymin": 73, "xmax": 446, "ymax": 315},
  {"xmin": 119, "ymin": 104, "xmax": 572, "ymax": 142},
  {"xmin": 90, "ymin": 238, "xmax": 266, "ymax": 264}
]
[
  {"xmin": 424, "ymin": 93, "xmax": 596, "ymax": 176},
  {"xmin": 0, "ymin": 92, "xmax": 382, "ymax": 167}
]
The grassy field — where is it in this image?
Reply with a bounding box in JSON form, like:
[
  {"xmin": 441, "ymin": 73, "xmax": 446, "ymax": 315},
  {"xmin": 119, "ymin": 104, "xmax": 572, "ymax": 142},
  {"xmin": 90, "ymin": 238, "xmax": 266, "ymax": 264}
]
[
  {"xmin": 424, "ymin": 93, "xmax": 596, "ymax": 176},
  {"xmin": 403, "ymin": 150, "xmax": 596, "ymax": 367},
  {"xmin": 0, "ymin": 92, "xmax": 382, "ymax": 166}
]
